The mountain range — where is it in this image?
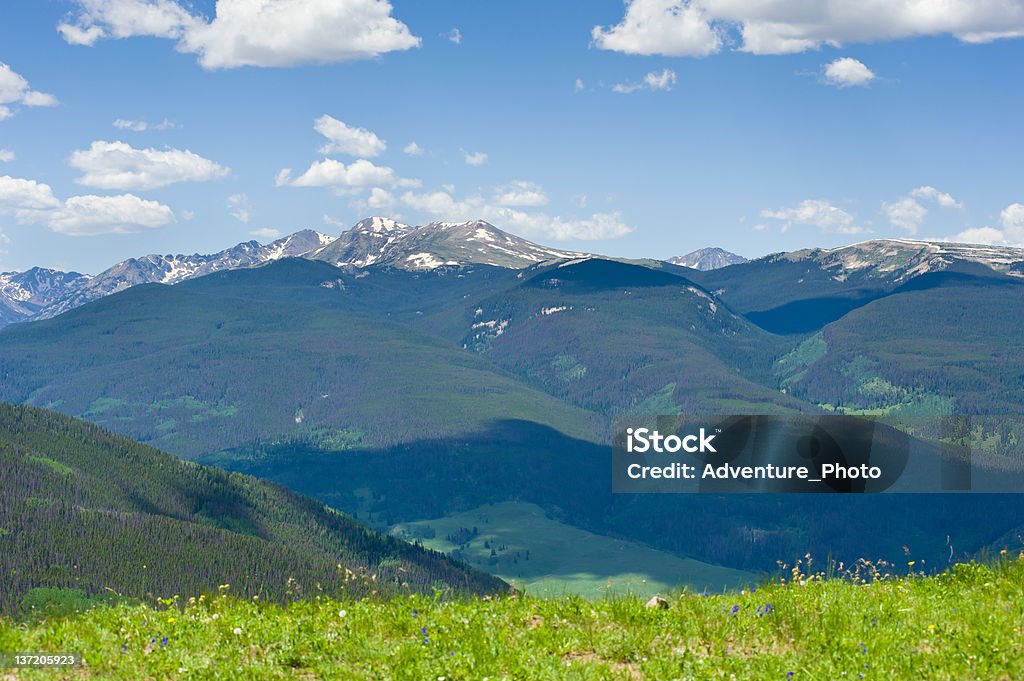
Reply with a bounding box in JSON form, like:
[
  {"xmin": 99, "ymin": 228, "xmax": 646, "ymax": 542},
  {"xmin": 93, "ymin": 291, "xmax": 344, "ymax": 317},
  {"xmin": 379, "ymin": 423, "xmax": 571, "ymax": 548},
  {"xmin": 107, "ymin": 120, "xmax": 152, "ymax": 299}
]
[{"xmin": 3, "ymin": 216, "xmax": 1023, "ymax": 329}]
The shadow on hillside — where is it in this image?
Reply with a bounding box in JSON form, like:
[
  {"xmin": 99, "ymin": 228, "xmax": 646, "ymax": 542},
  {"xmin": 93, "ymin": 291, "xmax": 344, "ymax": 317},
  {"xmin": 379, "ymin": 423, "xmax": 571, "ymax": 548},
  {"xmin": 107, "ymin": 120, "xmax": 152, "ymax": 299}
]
[{"xmin": 200, "ymin": 419, "xmax": 1024, "ymax": 574}]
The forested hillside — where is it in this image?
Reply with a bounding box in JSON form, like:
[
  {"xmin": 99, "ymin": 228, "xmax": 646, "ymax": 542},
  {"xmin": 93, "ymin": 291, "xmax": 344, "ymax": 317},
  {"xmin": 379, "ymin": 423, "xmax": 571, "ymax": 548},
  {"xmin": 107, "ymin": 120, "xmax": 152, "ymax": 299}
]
[{"xmin": 0, "ymin": 404, "xmax": 506, "ymax": 614}]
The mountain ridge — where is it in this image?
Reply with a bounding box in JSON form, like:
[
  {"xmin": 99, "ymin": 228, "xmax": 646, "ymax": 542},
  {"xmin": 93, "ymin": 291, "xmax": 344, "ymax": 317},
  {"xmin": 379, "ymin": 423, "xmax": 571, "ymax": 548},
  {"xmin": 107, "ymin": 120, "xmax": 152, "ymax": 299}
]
[{"xmin": 3, "ymin": 223, "xmax": 1024, "ymax": 330}]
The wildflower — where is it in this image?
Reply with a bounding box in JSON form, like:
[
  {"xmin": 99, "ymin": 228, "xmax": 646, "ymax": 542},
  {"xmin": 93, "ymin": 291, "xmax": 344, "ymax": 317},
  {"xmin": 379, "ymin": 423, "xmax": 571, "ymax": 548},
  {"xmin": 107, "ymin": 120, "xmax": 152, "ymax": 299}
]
[
  {"xmin": 339, "ymin": 610, "xmax": 347, "ymax": 618},
  {"xmin": 787, "ymin": 672, "xmax": 794, "ymax": 678},
  {"xmin": 908, "ymin": 561, "xmax": 915, "ymax": 567},
  {"xmin": 421, "ymin": 626, "xmax": 428, "ymax": 635},
  {"xmin": 167, "ymin": 617, "xmax": 175, "ymax": 624},
  {"xmin": 211, "ymin": 613, "xmax": 219, "ymax": 620},
  {"xmin": 731, "ymin": 605, "xmax": 740, "ymax": 616},
  {"xmin": 412, "ymin": 609, "xmax": 419, "ymax": 616},
  {"xmin": 161, "ymin": 637, "xmax": 169, "ymax": 647},
  {"xmin": 233, "ymin": 627, "xmax": 243, "ymax": 635}
]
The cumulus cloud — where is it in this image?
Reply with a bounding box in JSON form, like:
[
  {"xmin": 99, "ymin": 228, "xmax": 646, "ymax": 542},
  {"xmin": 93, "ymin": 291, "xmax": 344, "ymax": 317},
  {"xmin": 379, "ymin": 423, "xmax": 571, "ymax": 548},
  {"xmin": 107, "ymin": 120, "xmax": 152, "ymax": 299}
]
[
  {"xmin": 59, "ymin": 0, "xmax": 421, "ymax": 69},
  {"xmin": 462, "ymin": 150, "xmax": 488, "ymax": 166},
  {"xmin": 911, "ymin": 185, "xmax": 963, "ymax": 209},
  {"xmin": 314, "ymin": 115, "xmax": 386, "ymax": 157},
  {"xmin": 823, "ymin": 58, "xmax": 876, "ymax": 87},
  {"xmin": 445, "ymin": 28, "xmax": 462, "ymax": 44},
  {"xmin": 575, "ymin": 78, "xmax": 585, "ymax": 92},
  {"xmin": 952, "ymin": 226, "xmax": 1006, "ymax": 245},
  {"xmin": 69, "ymin": 140, "xmax": 229, "ymax": 190},
  {"xmin": 46, "ymin": 194, "xmax": 175, "ymax": 235},
  {"xmin": 0, "ymin": 63, "xmax": 59, "ymax": 119},
  {"xmin": 277, "ymin": 158, "xmax": 414, "ymax": 189},
  {"xmin": 398, "ymin": 189, "xmax": 634, "ymax": 241},
  {"xmin": 882, "ymin": 186, "xmax": 963, "ymax": 234},
  {"xmin": 403, "ymin": 141, "xmax": 424, "ymax": 156},
  {"xmin": 592, "ymin": 0, "xmax": 1024, "ymax": 57},
  {"xmin": 0, "ymin": 174, "xmax": 174, "ymax": 236},
  {"xmin": 494, "ymin": 181, "xmax": 548, "ymax": 207},
  {"xmin": 1001, "ymin": 203, "xmax": 1024, "ymax": 242},
  {"xmin": 227, "ymin": 193, "xmax": 251, "ymax": 223},
  {"xmin": 0, "ymin": 176, "xmax": 62, "ymax": 213},
  {"xmin": 366, "ymin": 187, "xmax": 396, "ymax": 211},
  {"xmin": 882, "ymin": 197, "xmax": 928, "ymax": 234},
  {"xmin": 612, "ymin": 68, "xmax": 678, "ymax": 93},
  {"xmin": 761, "ymin": 199, "xmax": 863, "ymax": 234},
  {"xmin": 592, "ymin": 0, "xmax": 722, "ymax": 56},
  {"xmin": 0, "ymin": 150, "xmax": 14, "ymax": 162}
]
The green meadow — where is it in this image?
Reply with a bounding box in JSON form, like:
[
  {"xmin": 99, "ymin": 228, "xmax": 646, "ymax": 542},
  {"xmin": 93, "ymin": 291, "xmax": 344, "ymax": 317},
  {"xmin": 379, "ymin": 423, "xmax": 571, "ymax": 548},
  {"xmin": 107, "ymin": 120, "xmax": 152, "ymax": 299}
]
[
  {"xmin": 392, "ymin": 502, "xmax": 753, "ymax": 599},
  {"xmin": 3, "ymin": 559, "xmax": 1023, "ymax": 680}
]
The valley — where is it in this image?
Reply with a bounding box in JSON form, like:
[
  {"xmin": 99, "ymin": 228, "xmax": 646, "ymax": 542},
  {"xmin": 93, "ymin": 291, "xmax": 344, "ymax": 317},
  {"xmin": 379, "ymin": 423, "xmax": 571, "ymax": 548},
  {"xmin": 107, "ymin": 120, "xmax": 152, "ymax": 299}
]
[{"xmin": 3, "ymin": 218, "xmax": 1024, "ymax": 599}]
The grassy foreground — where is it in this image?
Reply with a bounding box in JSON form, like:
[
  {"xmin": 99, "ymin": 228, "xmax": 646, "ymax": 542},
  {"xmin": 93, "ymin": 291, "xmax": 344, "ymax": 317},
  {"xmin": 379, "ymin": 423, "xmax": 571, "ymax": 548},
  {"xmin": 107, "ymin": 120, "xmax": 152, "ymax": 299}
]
[{"xmin": 2, "ymin": 559, "xmax": 1022, "ymax": 680}]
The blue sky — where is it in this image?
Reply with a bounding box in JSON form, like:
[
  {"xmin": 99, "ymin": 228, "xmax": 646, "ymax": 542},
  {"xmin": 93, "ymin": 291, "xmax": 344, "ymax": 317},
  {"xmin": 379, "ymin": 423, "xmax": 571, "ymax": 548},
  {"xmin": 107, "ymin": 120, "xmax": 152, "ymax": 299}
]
[{"xmin": 1, "ymin": 0, "xmax": 1023, "ymax": 274}]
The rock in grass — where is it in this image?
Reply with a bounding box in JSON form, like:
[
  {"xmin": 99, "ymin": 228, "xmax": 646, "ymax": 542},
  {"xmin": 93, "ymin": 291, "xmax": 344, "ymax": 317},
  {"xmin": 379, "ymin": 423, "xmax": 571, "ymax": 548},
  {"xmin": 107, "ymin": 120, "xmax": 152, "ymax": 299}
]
[{"xmin": 645, "ymin": 595, "xmax": 670, "ymax": 610}]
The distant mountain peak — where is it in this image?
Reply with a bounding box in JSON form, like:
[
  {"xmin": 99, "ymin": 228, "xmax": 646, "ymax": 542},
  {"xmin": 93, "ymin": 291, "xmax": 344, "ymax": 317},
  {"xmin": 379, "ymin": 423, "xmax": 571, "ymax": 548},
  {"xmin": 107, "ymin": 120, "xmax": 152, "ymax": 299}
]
[
  {"xmin": 311, "ymin": 216, "xmax": 581, "ymax": 271},
  {"xmin": 784, "ymin": 238, "xmax": 1024, "ymax": 283},
  {"xmin": 355, "ymin": 216, "xmax": 411, "ymax": 234},
  {"xmin": 668, "ymin": 247, "xmax": 748, "ymax": 271}
]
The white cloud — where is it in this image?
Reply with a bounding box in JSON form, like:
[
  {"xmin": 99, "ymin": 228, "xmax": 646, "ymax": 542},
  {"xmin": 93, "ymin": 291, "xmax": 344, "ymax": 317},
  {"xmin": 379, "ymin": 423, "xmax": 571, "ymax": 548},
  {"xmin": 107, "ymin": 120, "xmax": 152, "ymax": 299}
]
[
  {"xmin": 592, "ymin": 1, "xmax": 1024, "ymax": 57},
  {"xmin": 882, "ymin": 197, "xmax": 928, "ymax": 234},
  {"xmin": 46, "ymin": 194, "xmax": 175, "ymax": 235},
  {"xmin": 947, "ymin": 203, "xmax": 1024, "ymax": 245},
  {"xmin": 114, "ymin": 118, "xmax": 148, "ymax": 132},
  {"xmin": 0, "ymin": 150, "xmax": 14, "ymax": 162},
  {"xmin": 823, "ymin": 58, "xmax": 876, "ymax": 88},
  {"xmin": 1, "ymin": 175, "xmax": 174, "ymax": 236},
  {"xmin": 462, "ymin": 150, "xmax": 488, "ymax": 166},
  {"xmin": 60, "ymin": 0, "xmax": 421, "ymax": 69},
  {"xmin": 181, "ymin": 209, "xmax": 196, "ymax": 220},
  {"xmin": 58, "ymin": 0, "xmax": 196, "ymax": 44},
  {"xmin": 0, "ymin": 176, "xmax": 61, "ymax": 213},
  {"xmin": 494, "ymin": 181, "xmax": 548, "ymax": 207},
  {"xmin": 515, "ymin": 211, "xmax": 634, "ymax": 241},
  {"xmin": 398, "ymin": 189, "xmax": 634, "ymax": 241},
  {"xmin": 612, "ymin": 68, "xmax": 677, "ymax": 93},
  {"xmin": 227, "ymin": 193, "xmax": 251, "ymax": 223},
  {"xmin": 250, "ymin": 227, "xmax": 281, "ymax": 239},
  {"xmin": 314, "ymin": 115, "xmax": 386, "ymax": 158},
  {"xmin": 0, "ymin": 63, "xmax": 59, "ymax": 119},
  {"xmin": 277, "ymin": 158, "xmax": 412, "ymax": 189},
  {"xmin": 592, "ymin": 0, "xmax": 722, "ymax": 56},
  {"xmin": 366, "ymin": 187, "xmax": 396, "ymax": 210},
  {"xmin": 446, "ymin": 28, "xmax": 462, "ymax": 44},
  {"xmin": 575, "ymin": 78, "xmax": 585, "ymax": 92},
  {"xmin": 911, "ymin": 185, "xmax": 963, "ymax": 209},
  {"xmin": 1001, "ymin": 203, "xmax": 1024, "ymax": 243},
  {"xmin": 113, "ymin": 117, "xmax": 178, "ymax": 131},
  {"xmin": 952, "ymin": 226, "xmax": 1006, "ymax": 245},
  {"xmin": 403, "ymin": 141, "xmax": 424, "ymax": 156},
  {"xmin": 761, "ymin": 199, "xmax": 863, "ymax": 234},
  {"xmin": 69, "ymin": 140, "xmax": 229, "ymax": 190},
  {"xmin": 882, "ymin": 186, "xmax": 963, "ymax": 234},
  {"xmin": 322, "ymin": 214, "xmax": 347, "ymax": 230}
]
